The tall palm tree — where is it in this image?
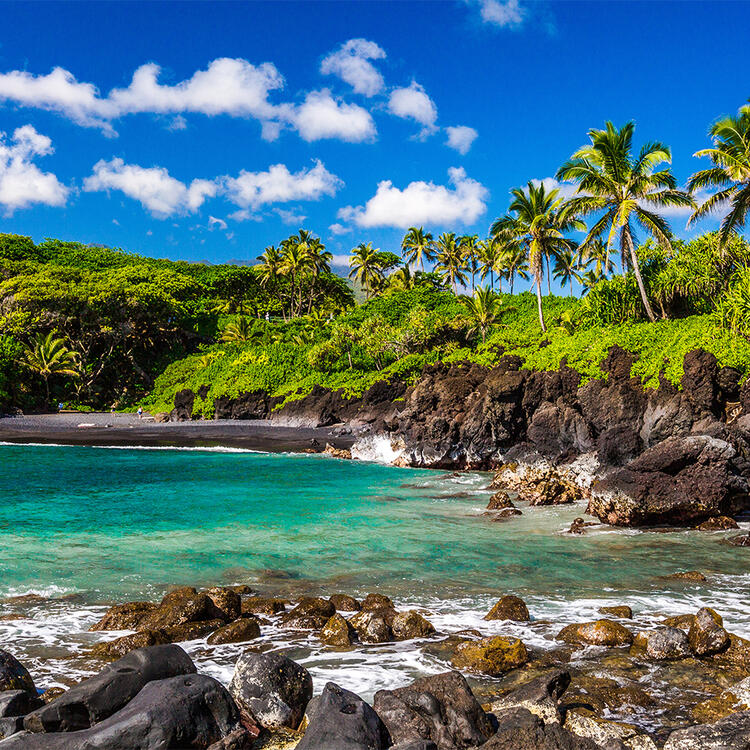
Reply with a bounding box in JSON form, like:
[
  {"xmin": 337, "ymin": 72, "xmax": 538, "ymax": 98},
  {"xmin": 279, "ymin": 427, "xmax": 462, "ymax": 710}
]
[
  {"xmin": 305, "ymin": 237, "xmax": 332, "ymax": 314},
  {"xmin": 401, "ymin": 227, "xmax": 435, "ymax": 271},
  {"xmin": 256, "ymin": 245, "xmax": 283, "ymax": 287},
  {"xmin": 689, "ymin": 101, "xmax": 750, "ymax": 246},
  {"xmin": 477, "ymin": 238, "xmax": 499, "ymax": 292},
  {"xmin": 280, "ymin": 236, "xmax": 311, "ymax": 317},
  {"xmin": 349, "ymin": 242, "xmax": 383, "ymax": 299},
  {"xmin": 578, "ymin": 238, "xmax": 610, "ymax": 278},
  {"xmin": 434, "ymin": 232, "xmax": 468, "ymax": 294},
  {"xmin": 581, "ymin": 269, "xmax": 604, "ymax": 295},
  {"xmin": 553, "ymin": 248, "xmax": 584, "ymax": 297},
  {"xmin": 504, "ymin": 241, "xmax": 529, "ymax": 295},
  {"xmin": 459, "ymin": 234, "xmax": 480, "ymax": 291},
  {"xmin": 491, "ymin": 182, "xmax": 581, "ymax": 331},
  {"xmin": 556, "ymin": 121, "xmax": 694, "ymax": 321},
  {"xmin": 463, "ymin": 287, "xmax": 513, "ymax": 343},
  {"xmin": 20, "ymin": 332, "xmax": 79, "ymax": 404}
]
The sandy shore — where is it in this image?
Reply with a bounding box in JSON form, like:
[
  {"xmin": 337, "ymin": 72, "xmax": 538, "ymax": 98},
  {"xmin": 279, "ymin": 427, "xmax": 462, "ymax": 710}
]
[{"xmin": 0, "ymin": 412, "xmax": 356, "ymax": 451}]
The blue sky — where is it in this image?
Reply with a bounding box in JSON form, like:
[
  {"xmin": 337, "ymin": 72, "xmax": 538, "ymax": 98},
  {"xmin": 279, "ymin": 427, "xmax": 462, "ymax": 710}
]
[{"xmin": 0, "ymin": 0, "xmax": 748, "ymax": 279}]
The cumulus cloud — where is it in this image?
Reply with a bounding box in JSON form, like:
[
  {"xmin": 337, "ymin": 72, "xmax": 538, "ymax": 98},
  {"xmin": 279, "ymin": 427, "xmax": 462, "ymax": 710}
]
[
  {"xmin": 0, "ymin": 125, "xmax": 69, "ymax": 213},
  {"xmin": 208, "ymin": 215, "xmax": 228, "ymax": 230},
  {"xmin": 328, "ymin": 222, "xmax": 351, "ymax": 236},
  {"xmin": 445, "ymin": 125, "xmax": 478, "ymax": 155},
  {"xmin": 223, "ymin": 160, "xmax": 343, "ymax": 211},
  {"xmin": 285, "ymin": 89, "xmax": 376, "ymax": 142},
  {"xmin": 320, "ymin": 38, "xmax": 386, "ymax": 97},
  {"xmin": 474, "ymin": 0, "xmax": 525, "ymax": 28},
  {"xmin": 274, "ymin": 207, "xmax": 307, "ymax": 225},
  {"xmin": 83, "ymin": 158, "xmax": 217, "ymax": 218},
  {"xmin": 387, "ymin": 81, "xmax": 438, "ymax": 137},
  {"xmin": 338, "ymin": 167, "xmax": 488, "ymax": 229}
]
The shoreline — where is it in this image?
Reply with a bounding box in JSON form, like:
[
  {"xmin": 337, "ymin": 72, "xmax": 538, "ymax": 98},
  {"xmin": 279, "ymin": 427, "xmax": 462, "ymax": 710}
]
[{"xmin": 0, "ymin": 413, "xmax": 357, "ymax": 453}]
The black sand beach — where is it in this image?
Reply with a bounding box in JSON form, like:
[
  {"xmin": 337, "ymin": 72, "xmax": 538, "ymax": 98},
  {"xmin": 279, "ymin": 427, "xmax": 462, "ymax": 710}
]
[{"xmin": 0, "ymin": 413, "xmax": 356, "ymax": 452}]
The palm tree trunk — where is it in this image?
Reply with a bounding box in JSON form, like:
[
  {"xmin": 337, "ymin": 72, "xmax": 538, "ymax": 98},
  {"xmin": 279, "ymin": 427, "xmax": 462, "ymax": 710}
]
[
  {"xmin": 510, "ymin": 274, "xmax": 515, "ymax": 295},
  {"xmin": 546, "ymin": 254, "xmax": 551, "ymax": 295},
  {"xmin": 536, "ymin": 278, "xmax": 546, "ymax": 332},
  {"xmin": 44, "ymin": 376, "xmax": 50, "ymax": 407},
  {"xmin": 624, "ymin": 229, "xmax": 656, "ymax": 322}
]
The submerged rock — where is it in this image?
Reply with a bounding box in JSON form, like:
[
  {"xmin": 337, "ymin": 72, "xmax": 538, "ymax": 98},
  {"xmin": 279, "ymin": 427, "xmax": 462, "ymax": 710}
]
[
  {"xmin": 484, "ymin": 595, "xmax": 530, "ymax": 622},
  {"xmin": 598, "ymin": 606, "xmax": 633, "ymax": 619},
  {"xmin": 229, "ymin": 651, "xmax": 312, "ymax": 731},
  {"xmin": 666, "ymin": 571, "xmax": 707, "ymax": 582},
  {"xmin": 664, "ymin": 710, "xmax": 750, "ymax": 749},
  {"xmin": 696, "ymin": 516, "xmax": 739, "ymax": 531},
  {"xmin": 692, "ymin": 676, "xmax": 750, "ymax": 723}
]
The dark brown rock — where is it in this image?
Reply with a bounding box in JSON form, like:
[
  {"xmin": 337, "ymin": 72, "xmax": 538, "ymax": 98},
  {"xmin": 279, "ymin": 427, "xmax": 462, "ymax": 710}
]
[
  {"xmin": 349, "ymin": 610, "xmax": 393, "ymax": 643},
  {"xmin": 598, "ymin": 606, "xmax": 632, "ymax": 619},
  {"xmin": 667, "ymin": 571, "xmax": 707, "ymax": 582},
  {"xmin": 697, "ymin": 516, "xmax": 740, "ymax": 531},
  {"xmin": 484, "ymin": 595, "xmax": 530, "ymax": 622},
  {"xmin": 89, "ymin": 601, "xmax": 157, "ymax": 631},
  {"xmin": 205, "ymin": 587, "xmax": 242, "ymax": 621},
  {"xmin": 281, "ymin": 597, "xmax": 335, "ymax": 630},
  {"xmin": 241, "ymin": 597, "xmax": 286, "ymax": 616},
  {"xmin": 688, "ymin": 607, "xmax": 730, "ymax": 656},
  {"xmin": 329, "ymin": 594, "xmax": 361, "ymax": 612},
  {"xmin": 361, "ymin": 593, "xmax": 394, "ymax": 611},
  {"xmin": 557, "ymin": 620, "xmax": 633, "ymax": 648},
  {"xmin": 207, "ymin": 618, "xmax": 261, "ymax": 645},
  {"xmin": 320, "ymin": 614, "xmax": 356, "ymax": 648},
  {"xmin": 391, "ymin": 611, "xmax": 436, "ymax": 641},
  {"xmin": 451, "ymin": 635, "xmax": 528, "ymax": 675},
  {"xmin": 90, "ymin": 630, "xmax": 170, "ymax": 661},
  {"xmin": 486, "ymin": 491, "xmax": 514, "ymax": 510},
  {"xmin": 0, "ymin": 650, "xmax": 35, "ymax": 694}
]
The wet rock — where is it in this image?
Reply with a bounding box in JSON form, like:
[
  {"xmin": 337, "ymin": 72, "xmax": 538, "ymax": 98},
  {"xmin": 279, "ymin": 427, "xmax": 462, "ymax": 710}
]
[
  {"xmin": 206, "ymin": 587, "xmax": 242, "ymax": 621},
  {"xmin": 320, "ymin": 614, "xmax": 356, "ymax": 648},
  {"xmin": 89, "ymin": 601, "xmax": 157, "ymax": 631},
  {"xmin": 515, "ymin": 469, "xmax": 584, "ymax": 506},
  {"xmin": 281, "ymin": 597, "xmax": 335, "ymax": 630},
  {"xmin": 349, "ymin": 610, "xmax": 393, "ymax": 643},
  {"xmin": 0, "ymin": 691, "xmax": 43, "ymax": 719},
  {"xmin": 329, "ymin": 594, "xmax": 361, "ymax": 612},
  {"xmin": 688, "ymin": 607, "xmax": 730, "ymax": 656},
  {"xmin": 598, "ymin": 606, "xmax": 633, "ymax": 619},
  {"xmin": 90, "ymin": 630, "xmax": 170, "ymax": 661},
  {"xmin": 40, "ymin": 689, "xmax": 64, "ymax": 705},
  {"xmin": 0, "ymin": 717, "xmax": 24, "ymax": 740},
  {"xmin": 373, "ymin": 671, "xmax": 494, "ymax": 749},
  {"xmin": 160, "ymin": 618, "xmax": 224, "ymax": 642},
  {"xmin": 696, "ymin": 516, "xmax": 739, "ymax": 531},
  {"xmin": 361, "ymin": 593, "xmax": 394, "ymax": 611},
  {"xmin": 140, "ymin": 591, "xmax": 217, "ymax": 630},
  {"xmin": 692, "ymin": 676, "xmax": 750, "ymax": 723},
  {"xmin": 487, "ymin": 670, "xmax": 570, "ymax": 724},
  {"xmin": 564, "ymin": 710, "xmax": 657, "ymax": 750},
  {"xmin": 631, "ymin": 627, "xmax": 691, "ymax": 660},
  {"xmin": 490, "ymin": 508, "xmax": 522, "ymax": 521},
  {"xmin": 23, "ymin": 644, "xmax": 196, "ymax": 733},
  {"xmin": 3, "ymin": 673, "xmax": 243, "ymax": 749},
  {"xmin": 391, "ymin": 611, "xmax": 436, "ymax": 641},
  {"xmin": 711, "ymin": 633, "xmax": 750, "ymax": 671},
  {"xmin": 484, "ymin": 595, "xmax": 530, "ymax": 622},
  {"xmin": 229, "ymin": 651, "xmax": 312, "ymax": 730},
  {"xmin": 664, "ymin": 710, "xmax": 750, "ymax": 749},
  {"xmin": 253, "ymin": 727, "xmax": 303, "ymax": 749},
  {"xmin": 557, "ymin": 621, "xmax": 633, "ymax": 648},
  {"xmin": 451, "ymin": 635, "xmax": 529, "ymax": 675},
  {"xmin": 206, "ymin": 726, "xmax": 257, "ymax": 750},
  {"xmin": 241, "ymin": 597, "xmax": 287, "ymax": 616},
  {"xmin": 666, "ymin": 571, "xmax": 707, "ymax": 582},
  {"xmin": 207, "ymin": 618, "xmax": 261, "ymax": 645},
  {"xmin": 0, "ymin": 650, "xmax": 35, "ymax": 694},
  {"xmin": 171, "ymin": 388, "xmax": 195, "ymax": 421},
  {"xmin": 728, "ymin": 534, "xmax": 750, "ymax": 547},
  {"xmin": 567, "ymin": 517, "xmax": 595, "ymax": 535},
  {"xmin": 324, "ymin": 443, "xmax": 352, "ymax": 460},
  {"xmin": 588, "ymin": 435, "xmax": 750, "ymax": 527},
  {"xmin": 481, "ymin": 706, "xmax": 608, "ymax": 749},
  {"xmin": 487, "ymin": 491, "xmax": 515, "ymax": 510},
  {"xmin": 296, "ymin": 682, "xmax": 386, "ymax": 750}
]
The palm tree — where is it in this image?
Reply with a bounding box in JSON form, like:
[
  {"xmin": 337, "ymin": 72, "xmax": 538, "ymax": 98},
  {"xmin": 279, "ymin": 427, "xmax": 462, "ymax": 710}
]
[
  {"xmin": 491, "ymin": 182, "xmax": 581, "ymax": 331},
  {"xmin": 504, "ymin": 241, "xmax": 529, "ymax": 295},
  {"xmin": 389, "ymin": 265, "xmax": 416, "ymax": 291},
  {"xmin": 349, "ymin": 242, "xmax": 383, "ymax": 299},
  {"xmin": 220, "ymin": 316, "xmax": 254, "ymax": 343},
  {"xmin": 257, "ymin": 245, "xmax": 283, "ymax": 288},
  {"xmin": 305, "ymin": 237, "xmax": 332, "ymax": 314},
  {"xmin": 553, "ymin": 248, "xmax": 584, "ymax": 297},
  {"xmin": 20, "ymin": 332, "xmax": 79, "ymax": 405},
  {"xmin": 463, "ymin": 287, "xmax": 514, "ymax": 343},
  {"xmin": 556, "ymin": 121, "xmax": 694, "ymax": 321},
  {"xmin": 459, "ymin": 234, "xmax": 480, "ymax": 291},
  {"xmin": 434, "ymin": 232, "xmax": 468, "ymax": 294},
  {"xmin": 401, "ymin": 227, "xmax": 435, "ymax": 271},
  {"xmin": 689, "ymin": 101, "xmax": 750, "ymax": 246},
  {"xmin": 579, "ymin": 238, "xmax": 610, "ymax": 278},
  {"xmin": 477, "ymin": 238, "xmax": 499, "ymax": 291},
  {"xmin": 280, "ymin": 236, "xmax": 311, "ymax": 317},
  {"xmin": 580, "ymin": 269, "xmax": 604, "ymax": 295}
]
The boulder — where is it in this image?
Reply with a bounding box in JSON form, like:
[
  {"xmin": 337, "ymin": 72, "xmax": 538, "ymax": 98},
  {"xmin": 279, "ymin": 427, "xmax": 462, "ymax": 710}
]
[
  {"xmin": 0, "ymin": 691, "xmax": 43, "ymax": 719},
  {"xmin": 140, "ymin": 591, "xmax": 217, "ymax": 630},
  {"xmin": 89, "ymin": 601, "xmax": 157, "ymax": 631},
  {"xmin": 666, "ymin": 571, "xmax": 707, "ymax": 582},
  {"xmin": 373, "ymin": 671, "xmax": 493, "ymax": 749},
  {"xmin": 692, "ymin": 676, "xmax": 750, "ymax": 723},
  {"xmin": 451, "ymin": 635, "xmax": 528, "ymax": 675},
  {"xmin": 0, "ymin": 717, "xmax": 24, "ymax": 740},
  {"xmin": 329, "ymin": 595, "xmax": 361, "ymax": 612},
  {"xmin": 631, "ymin": 627, "xmax": 691, "ymax": 660},
  {"xmin": 598, "ymin": 606, "xmax": 632, "ymax": 619},
  {"xmin": 486, "ymin": 492, "xmax": 515, "ymax": 510},
  {"xmin": 687, "ymin": 607, "xmax": 730, "ymax": 656},
  {"xmin": 557, "ymin": 621, "xmax": 633, "ymax": 648},
  {"xmin": 588, "ymin": 435, "xmax": 750, "ymax": 527},
  {"xmin": 281, "ymin": 598, "xmax": 335, "ymax": 630},
  {"xmin": 207, "ymin": 618, "xmax": 261, "ymax": 645},
  {"xmin": 664, "ymin": 710, "xmax": 750, "ymax": 750},
  {"xmin": 515, "ymin": 469, "xmax": 584, "ymax": 506},
  {"xmin": 728, "ymin": 534, "xmax": 750, "ymax": 547},
  {"xmin": 361, "ymin": 593, "xmax": 394, "ymax": 611},
  {"xmin": 296, "ymin": 682, "xmax": 386, "ymax": 750},
  {"xmin": 484, "ymin": 595, "xmax": 530, "ymax": 622},
  {"xmin": 229, "ymin": 651, "xmax": 312, "ymax": 730},
  {"xmin": 487, "ymin": 670, "xmax": 570, "ymax": 725},
  {"xmin": 23, "ymin": 644, "xmax": 196, "ymax": 733},
  {"xmin": 349, "ymin": 610, "xmax": 393, "ymax": 643},
  {"xmin": 391, "ymin": 611, "xmax": 436, "ymax": 641},
  {"xmin": 2, "ymin": 673, "xmax": 242, "ymax": 749},
  {"xmin": 0, "ymin": 651, "xmax": 35, "ymax": 694},
  {"xmin": 241, "ymin": 597, "xmax": 286, "ymax": 616},
  {"xmin": 206, "ymin": 587, "xmax": 242, "ymax": 621},
  {"xmin": 160, "ymin": 619, "xmax": 224, "ymax": 643},
  {"xmin": 697, "ymin": 516, "xmax": 739, "ymax": 531},
  {"xmin": 320, "ymin": 614, "xmax": 356, "ymax": 648},
  {"xmin": 90, "ymin": 630, "xmax": 170, "ymax": 661},
  {"xmin": 170, "ymin": 388, "xmax": 195, "ymax": 421}
]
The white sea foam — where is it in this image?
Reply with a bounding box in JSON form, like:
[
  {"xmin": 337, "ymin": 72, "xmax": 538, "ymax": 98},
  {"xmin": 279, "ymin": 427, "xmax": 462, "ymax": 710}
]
[
  {"xmin": 0, "ymin": 441, "xmax": 265, "ymax": 454},
  {"xmin": 351, "ymin": 434, "xmax": 406, "ymax": 464}
]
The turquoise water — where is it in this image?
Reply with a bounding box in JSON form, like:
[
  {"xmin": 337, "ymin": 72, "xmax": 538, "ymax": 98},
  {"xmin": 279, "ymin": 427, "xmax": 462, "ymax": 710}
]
[{"xmin": 2, "ymin": 443, "xmax": 750, "ymax": 700}]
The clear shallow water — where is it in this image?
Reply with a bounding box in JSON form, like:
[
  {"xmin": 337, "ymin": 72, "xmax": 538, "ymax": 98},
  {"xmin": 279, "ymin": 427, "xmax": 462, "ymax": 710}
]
[{"xmin": 2, "ymin": 443, "xmax": 750, "ymax": 707}]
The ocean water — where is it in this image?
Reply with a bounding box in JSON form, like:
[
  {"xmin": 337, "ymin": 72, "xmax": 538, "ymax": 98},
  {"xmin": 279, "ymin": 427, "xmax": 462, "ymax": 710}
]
[{"xmin": 2, "ymin": 443, "xmax": 750, "ymax": 711}]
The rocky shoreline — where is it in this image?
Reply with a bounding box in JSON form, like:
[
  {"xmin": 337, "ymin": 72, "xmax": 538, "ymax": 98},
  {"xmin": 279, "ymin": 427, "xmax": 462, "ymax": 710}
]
[{"xmin": 4, "ymin": 579, "xmax": 750, "ymax": 748}]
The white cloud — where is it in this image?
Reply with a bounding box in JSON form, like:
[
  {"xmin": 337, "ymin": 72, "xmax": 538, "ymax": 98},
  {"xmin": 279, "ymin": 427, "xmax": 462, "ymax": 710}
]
[
  {"xmin": 320, "ymin": 39, "xmax": 386, "ymax": 97},
  {"xmin": 208, "ymin": 215, "xmax": 228, "ymax": 230},
  {"xmin": 274, "ymin": 207, "xmax": 307, "ymax": 225},
  {"xmin": 475, "ymin": 0, "xmax": 525, "ymax": 28},
  {"xmin": 223, "ymin": 160, "xmax": 343, "ymax": 211},
  {"xmin": 339, "ymin": 167, "xmax": 488, "ymax": 229},
  {"xmin": 445, "ymin": 125, "xmax": 478, "ymax": 155},
  {"xmin": 285, "ymin": 90, "xmax": 376, "ymax": 142},
  {"xmin": 387, "ymin": 81, "xmax": 438, "ymax": 137},
  {"xmin": 0, "ymin": 125, "xmax": 69, "ymax": 213},
  {"xmin": 328, "ymin": 222, "xmax": 351, "ymax": 236},
  {"xmin": 329, "ymin": 253, "xmax": 351, "ymax": 266},
  {"xmin": 83, "ymin": 158, "xmax": 217, "ymax": 218}
]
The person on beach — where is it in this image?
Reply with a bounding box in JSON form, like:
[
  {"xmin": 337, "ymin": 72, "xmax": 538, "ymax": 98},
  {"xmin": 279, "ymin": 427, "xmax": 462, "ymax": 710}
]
[
  {"xmin": 137, "ymin": 406, "xmax": 143, "ymax": 419},
  {"xmin": 57, "ymin": 402, "xmax": 64, "ymax": 413},
  {"xmin": 110, "ymin": 403, "xmax": 116, "ymax": 415}
]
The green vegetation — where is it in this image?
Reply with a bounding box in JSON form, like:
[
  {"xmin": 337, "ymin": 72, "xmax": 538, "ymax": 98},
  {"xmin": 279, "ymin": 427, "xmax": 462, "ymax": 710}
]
[{"xmin": 2, "ymin": 100, "xmax": 750, "ymax": 416}]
